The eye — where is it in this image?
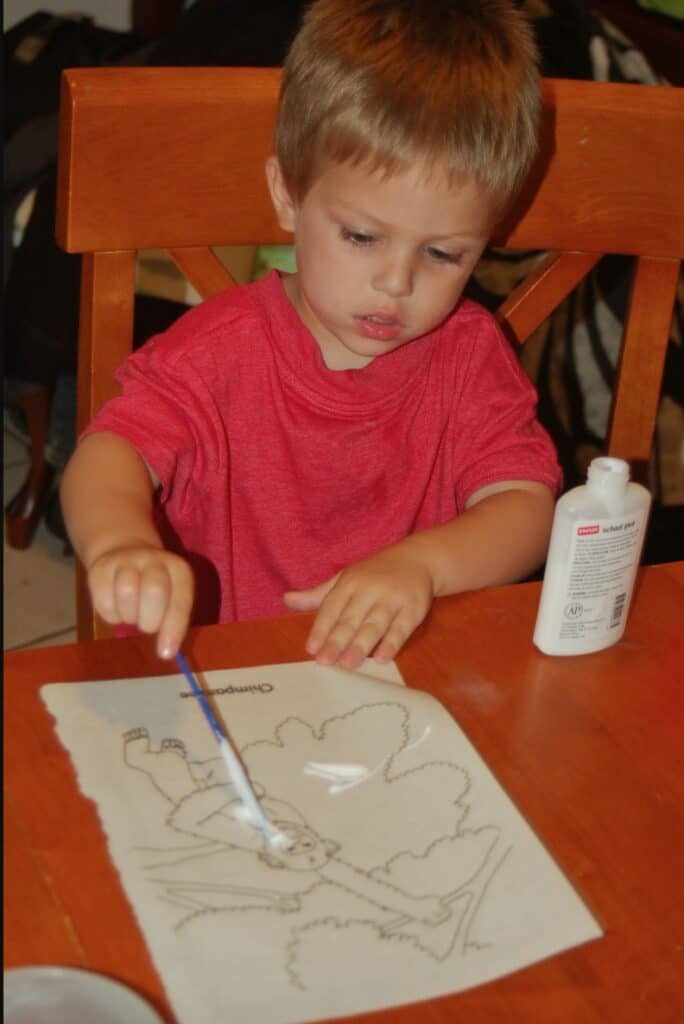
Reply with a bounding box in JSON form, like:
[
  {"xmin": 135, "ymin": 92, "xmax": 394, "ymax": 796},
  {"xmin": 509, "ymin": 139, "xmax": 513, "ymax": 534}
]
[
  {"xmin": 425, "ymin": 246, "xmax": 463, "ymax": 265},
  {"xmin": 340, "ymin": 227, "xmax": 376, "ymax": 247}
]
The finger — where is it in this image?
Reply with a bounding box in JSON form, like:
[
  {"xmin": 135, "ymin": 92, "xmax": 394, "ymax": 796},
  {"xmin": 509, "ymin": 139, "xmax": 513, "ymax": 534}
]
[
  {"xmin": 283, "ymin": 574, "xmax": 339, "ymax": 612},
  {"xmin": 336, "ymin": 610, "xmax": 393, "ymax": 670},
  {"xmin": 306, "ymin": 586, "xmax": 361, "ymax": 657},
  {"xmin": 137, "ymin": 564, "xmax": 173, "ymax": 636},
  {"xmin": 157, "ymin": 561, "xmax": 195, "ymax": 659},
  {"xmin": 91, "ymin": 582, "xmax": 122, "ymax": 624},
  {"xmin": 112, "ymin": 565, "xmax": 142, "ymax": 625},
  {"xmin": 313, "ymin": 615, "xmax": 362, "ymax": 665},
  {"xmin": 89, "ymin": 561, "xmax": 123, "ymax": 624},
  {"xmin": 372, "ymin": 614, "xmax": 413, "ymax": 663},
  {"xmin": 311, "ymin": 590, "xmax": 390, "ymax": 665}
]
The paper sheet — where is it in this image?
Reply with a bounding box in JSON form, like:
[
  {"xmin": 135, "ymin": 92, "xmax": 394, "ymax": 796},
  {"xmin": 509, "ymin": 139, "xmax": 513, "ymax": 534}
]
[{"xmin": 42, "ymin": 660, "xmax": 601, "ymax": 1023}]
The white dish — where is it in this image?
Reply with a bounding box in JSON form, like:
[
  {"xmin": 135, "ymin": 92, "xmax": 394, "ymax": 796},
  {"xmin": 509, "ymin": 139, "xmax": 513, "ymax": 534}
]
[{"xmin": 4, "ymin": 966, "xmax": 165, "ymax": 1024}]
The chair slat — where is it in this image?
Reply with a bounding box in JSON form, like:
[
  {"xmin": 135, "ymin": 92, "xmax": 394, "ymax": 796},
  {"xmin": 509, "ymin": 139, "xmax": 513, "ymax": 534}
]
[
  {"xmin": 607, "ymin": 256, "xmax": 681, "ymax": 468},
  {"xmin": 168, "ymin": 247, "xmax": 237, "ymax": 299},
  {"xmin": 77, "ymin": 251, "xmax": 136, "ymax": 432},
  {"xmin": 497, "ymin": 251, "xmax": 601, "ymax": 344}
]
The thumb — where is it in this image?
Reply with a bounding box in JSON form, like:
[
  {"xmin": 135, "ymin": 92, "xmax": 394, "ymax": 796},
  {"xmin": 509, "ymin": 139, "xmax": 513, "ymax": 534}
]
[{"xmin": 283, "ymin": 574, "xmax": 339, "ymax": 611}]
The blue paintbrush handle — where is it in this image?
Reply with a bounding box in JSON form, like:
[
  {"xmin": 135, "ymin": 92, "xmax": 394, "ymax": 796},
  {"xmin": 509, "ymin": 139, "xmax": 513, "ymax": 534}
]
[{"xmin": 175, "ymin": 652, "xmax": 226, "ymax": 745}]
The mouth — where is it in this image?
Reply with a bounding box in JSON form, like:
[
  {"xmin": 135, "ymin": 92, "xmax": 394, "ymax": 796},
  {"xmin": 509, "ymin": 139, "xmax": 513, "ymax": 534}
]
[{"xmin": 354, "ymin": 313, "xmax": 404, "ymax": 342}]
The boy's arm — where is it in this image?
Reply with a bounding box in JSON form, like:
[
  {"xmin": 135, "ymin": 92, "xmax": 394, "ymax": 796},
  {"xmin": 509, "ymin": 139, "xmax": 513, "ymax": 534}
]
[
  {"xmin": 60, "ymin": 432, "xmax": 194, "ymax": 658},
  {"xmin": 284, "ymin": 481, "xmax": 555, "ymax": 670}
]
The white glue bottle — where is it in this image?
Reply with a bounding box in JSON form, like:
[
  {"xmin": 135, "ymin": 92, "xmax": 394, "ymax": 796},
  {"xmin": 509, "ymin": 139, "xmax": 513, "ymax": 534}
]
[{"xmin": 533, "ymin": 457, "xmax": 651, "ymax": 655}]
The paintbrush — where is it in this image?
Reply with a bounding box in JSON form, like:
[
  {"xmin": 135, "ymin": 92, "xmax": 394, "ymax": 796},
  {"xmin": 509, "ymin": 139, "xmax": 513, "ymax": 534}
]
[{"xmin": 175, "ymin": 652, "xmax": 289, "ymax": 848}]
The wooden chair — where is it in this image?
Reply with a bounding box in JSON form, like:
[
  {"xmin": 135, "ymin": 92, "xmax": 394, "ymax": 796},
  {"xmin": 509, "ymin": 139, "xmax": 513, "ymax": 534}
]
[{"xmin": 55, "ymin": 67, "xmax": 683, "ymax": 641}]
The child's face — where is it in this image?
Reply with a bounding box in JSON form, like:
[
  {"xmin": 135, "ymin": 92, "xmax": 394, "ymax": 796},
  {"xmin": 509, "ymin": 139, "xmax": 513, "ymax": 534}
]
[{"xmin": 267, "ymin": 155, "xmax": 496, "ymax": 370}]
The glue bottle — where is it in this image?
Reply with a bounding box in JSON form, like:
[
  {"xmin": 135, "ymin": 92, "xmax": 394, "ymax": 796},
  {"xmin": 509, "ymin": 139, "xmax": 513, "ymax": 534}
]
[{"xmin": 533, "ymin": 457, "xmax": 651, "ymax": 655}]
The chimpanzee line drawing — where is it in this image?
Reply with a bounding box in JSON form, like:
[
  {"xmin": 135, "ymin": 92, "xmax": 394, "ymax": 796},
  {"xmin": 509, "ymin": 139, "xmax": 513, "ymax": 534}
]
[{"xmin": 122, "ymin": 702, "xmax": 511, "ymax": 988}]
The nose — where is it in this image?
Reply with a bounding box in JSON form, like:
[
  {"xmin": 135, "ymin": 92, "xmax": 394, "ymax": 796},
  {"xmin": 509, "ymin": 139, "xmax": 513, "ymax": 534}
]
[{"xmin": 372, "ymin": 251, "xmax": 414, "ymax": 298}]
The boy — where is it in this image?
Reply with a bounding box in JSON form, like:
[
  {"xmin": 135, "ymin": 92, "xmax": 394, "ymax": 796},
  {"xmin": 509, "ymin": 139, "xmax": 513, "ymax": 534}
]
[{"xmin": 61, "ymin": 0, "xmax": 560, "ymax": 670}]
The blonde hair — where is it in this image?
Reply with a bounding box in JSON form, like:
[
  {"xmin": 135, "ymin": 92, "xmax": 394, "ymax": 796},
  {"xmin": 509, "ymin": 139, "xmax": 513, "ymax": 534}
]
[{"xmin": 274, "ymin": 0, "xmax": 540, "ymax": 207}]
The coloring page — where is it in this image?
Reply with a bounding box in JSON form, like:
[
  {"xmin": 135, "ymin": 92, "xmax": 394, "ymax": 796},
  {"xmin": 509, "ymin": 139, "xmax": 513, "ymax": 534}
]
[{"xmin": 42, "ymin": 661, "xmax": 601, "ymax": 1023}]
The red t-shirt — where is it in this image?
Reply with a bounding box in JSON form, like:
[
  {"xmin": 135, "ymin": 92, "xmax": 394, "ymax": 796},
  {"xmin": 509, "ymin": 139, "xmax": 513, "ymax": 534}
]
[{"xmin": 85, "ymin": 270, "xmax": 560, "ymax": 625}]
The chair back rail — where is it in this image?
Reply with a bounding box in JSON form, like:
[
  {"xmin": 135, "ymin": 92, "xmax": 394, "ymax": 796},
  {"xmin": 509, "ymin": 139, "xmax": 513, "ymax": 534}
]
[{"xmin": 55, "ymin": 68, "xmax": 684, "ymax": 641}]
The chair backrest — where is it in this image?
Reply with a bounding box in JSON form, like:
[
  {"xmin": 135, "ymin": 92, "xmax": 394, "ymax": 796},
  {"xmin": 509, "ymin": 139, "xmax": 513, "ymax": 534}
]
[{"xmin": 56, "ymin": 68, "xmax": 683, "ymax": 641}]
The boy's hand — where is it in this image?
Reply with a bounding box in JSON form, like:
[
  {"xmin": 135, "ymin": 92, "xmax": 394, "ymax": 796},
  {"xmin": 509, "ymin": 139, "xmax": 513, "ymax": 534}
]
[
  {"xmin": 283, "ymin": 550, "xmax": 435, "ymax": 670},
  {"xmin": 87, "ymin": 544, "xmax": 194, "ymax": 659}
]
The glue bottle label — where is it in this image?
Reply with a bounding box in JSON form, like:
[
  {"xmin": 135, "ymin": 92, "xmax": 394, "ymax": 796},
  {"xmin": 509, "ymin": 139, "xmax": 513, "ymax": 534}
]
[{"xmin": 555, "ymin": 511, "xmax": 647, "ymax": 643}]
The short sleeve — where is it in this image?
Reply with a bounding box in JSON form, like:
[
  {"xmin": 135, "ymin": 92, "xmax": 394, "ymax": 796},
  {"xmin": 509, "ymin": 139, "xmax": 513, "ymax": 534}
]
[
  {"xmin": 80, "ymin": 326, "xmax": 223, "ymax": 508},
  {"xmin": 450, "ymin": 312, "xmax": 562, "ymax": 512}
]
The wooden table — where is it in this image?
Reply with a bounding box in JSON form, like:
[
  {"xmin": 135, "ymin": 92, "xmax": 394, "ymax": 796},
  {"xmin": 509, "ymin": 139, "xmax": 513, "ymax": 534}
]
[{"xmin": 4, "ymin": 562, "xmax": 684, "ymax": 1023}]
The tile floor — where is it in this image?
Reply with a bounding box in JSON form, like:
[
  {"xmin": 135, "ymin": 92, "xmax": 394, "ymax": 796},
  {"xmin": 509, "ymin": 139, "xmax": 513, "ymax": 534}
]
[{"xmin": 3, "ymin": 423, "xmax": 77, "ymax": 651}]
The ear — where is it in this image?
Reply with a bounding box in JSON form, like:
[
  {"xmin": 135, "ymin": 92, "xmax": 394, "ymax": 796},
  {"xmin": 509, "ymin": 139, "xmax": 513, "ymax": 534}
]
[{"xmin": 265, "ymin": 155, "xmax": 297, "ymax": 233}]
